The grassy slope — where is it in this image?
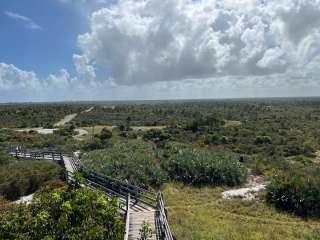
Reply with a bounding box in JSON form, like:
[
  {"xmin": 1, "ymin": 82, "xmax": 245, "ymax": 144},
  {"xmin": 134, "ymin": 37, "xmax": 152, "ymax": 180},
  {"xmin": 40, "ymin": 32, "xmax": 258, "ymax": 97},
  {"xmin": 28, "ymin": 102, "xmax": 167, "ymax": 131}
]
[{"xmin": 163, "ymin": 183, "xmax": 320, "ymax": 240}]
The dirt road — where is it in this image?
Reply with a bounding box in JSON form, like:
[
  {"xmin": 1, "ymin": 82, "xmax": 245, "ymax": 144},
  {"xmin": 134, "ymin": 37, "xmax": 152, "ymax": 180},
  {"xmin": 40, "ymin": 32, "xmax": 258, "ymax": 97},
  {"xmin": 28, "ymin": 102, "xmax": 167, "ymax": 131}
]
[{"xmin": 54, "ymin": 113, "xmax": 78, "ymax": 127}]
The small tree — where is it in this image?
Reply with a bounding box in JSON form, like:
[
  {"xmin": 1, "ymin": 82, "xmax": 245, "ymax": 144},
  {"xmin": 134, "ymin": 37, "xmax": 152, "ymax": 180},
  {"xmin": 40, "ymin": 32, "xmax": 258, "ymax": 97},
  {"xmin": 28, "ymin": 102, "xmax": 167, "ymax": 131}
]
[{"xmin": 138, "ymin": 221, "xmax": 153, "ymax": 240}]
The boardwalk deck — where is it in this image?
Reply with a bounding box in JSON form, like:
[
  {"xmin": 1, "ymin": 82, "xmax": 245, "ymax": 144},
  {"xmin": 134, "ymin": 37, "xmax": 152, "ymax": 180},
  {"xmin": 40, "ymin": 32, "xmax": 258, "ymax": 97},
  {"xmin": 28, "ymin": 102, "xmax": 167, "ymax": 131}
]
[{"xmin": 128, "ymin": 211, "xmax": 157, "ymax": 240}]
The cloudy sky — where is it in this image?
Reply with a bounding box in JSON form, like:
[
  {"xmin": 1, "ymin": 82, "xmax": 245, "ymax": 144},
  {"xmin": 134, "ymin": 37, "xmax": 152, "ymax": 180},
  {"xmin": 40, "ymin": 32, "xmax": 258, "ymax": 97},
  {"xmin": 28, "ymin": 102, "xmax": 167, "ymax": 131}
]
[{"xmin": 1, "ymin": 0, "xmax": 320, "ymax": 102}]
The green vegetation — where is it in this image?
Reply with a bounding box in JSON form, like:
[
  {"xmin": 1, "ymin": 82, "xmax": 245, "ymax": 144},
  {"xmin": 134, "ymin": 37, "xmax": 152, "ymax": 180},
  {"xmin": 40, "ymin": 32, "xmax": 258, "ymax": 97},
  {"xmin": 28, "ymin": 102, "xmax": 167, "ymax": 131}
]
[
  {"xmin": 2, "ymin": 98, "xmax": 320, "ymax": 238},
  {"xmin": 81, "ymin": 140, "xmax": 246, "ymax": 188},
  {"xmin": 0, "ymin": 152, "xmax": 62, "ymax": 200},
  {"xmin": 138, "ymin": 222, "xmax": 153, "ymax": 240},
  {"xmin": 81, "ymin": 140, "xmax": 166, "ymax": 188},
  {"xmin": 0, "ymin": 103, "xmax": 87, "ymax": 128},
  {"xmin": 162, "ymin": 148, "xmax": 246, "ymax": 186},
  {"xmin": 0, "ymin": 128, "xmax": 80, "ymax": 151},
  {"xmin": 0, "ymin": 187, "xmax": 124, "ymax": 240},
  {"xmin": 266, "ymin": 167, "xmax": 320, "ymax": 217},
  {"xmin": 163, "ymin": 183, "xmax": 320, "ymax": 240}
]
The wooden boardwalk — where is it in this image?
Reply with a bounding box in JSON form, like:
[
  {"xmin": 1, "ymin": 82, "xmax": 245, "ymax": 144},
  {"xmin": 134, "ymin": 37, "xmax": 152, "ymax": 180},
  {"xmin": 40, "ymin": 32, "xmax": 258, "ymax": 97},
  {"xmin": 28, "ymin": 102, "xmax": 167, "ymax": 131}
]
[
  {"xmin": 128, "ymin": 211, "xmax": 157, "ymax": 240},
  {"xmin": 4, "ymin": 147, "xmax": 173, "ymax": 240}
]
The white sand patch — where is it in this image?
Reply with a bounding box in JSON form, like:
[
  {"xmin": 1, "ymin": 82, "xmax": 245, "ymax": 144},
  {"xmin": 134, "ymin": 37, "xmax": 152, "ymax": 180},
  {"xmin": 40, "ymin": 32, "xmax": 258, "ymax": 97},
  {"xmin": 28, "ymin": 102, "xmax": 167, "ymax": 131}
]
[
  {"xmin": 16, "ymin": 128, "xmax": 57, "ymax": 134},
  {"xmin": 15, "ymin": 193, "xmax": 34, "ymax": 205},
  {"xmin": 221, "ymin": 176, "xmax": 268, "ymax": 201},
  {"xmin": 82, "ymin": 106, "xmax": 94, "ymax": 113}
]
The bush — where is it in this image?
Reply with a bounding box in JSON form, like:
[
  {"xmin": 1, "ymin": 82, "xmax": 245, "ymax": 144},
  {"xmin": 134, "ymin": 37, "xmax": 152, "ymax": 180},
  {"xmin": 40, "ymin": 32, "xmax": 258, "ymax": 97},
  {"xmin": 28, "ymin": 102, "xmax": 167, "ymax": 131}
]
[
  {"xmin": 81, "ymin": 138, "xmax": 104, "ymax": 151},
  {"xmin": 162, "ymin": 148, "xmax": 247, "ymax": 186},
  {"xmin": 254, "ymin": 136, "xmax": 272, "ymax": 144},
  {"xmin": 204, "ymin": 134, "xmax": 219, "ymax": 145},
  {"xmin": 0, "ymin": 152, "xmax": 14, "ymax": 166},
  {"xmin": 143, "ymin": 129, "xmax": 170, "ymax": 143},
  {"xmin": 0, "ymin": 188, "xmax": 124, "ymax": 240},
  {"xmin": 81, "ymin": 141, "xmax": 167, "ymax": 188},
  {"xmin": 0, "ymin": 160, "xmax": 62, "ymax": 200},
  {"xmin": 99, "ymin": 128, "xmax": 112, "ymax": 141},
  {"xmin": 266, "ymin": 168, "xmax": 320, "ymax": 217}
]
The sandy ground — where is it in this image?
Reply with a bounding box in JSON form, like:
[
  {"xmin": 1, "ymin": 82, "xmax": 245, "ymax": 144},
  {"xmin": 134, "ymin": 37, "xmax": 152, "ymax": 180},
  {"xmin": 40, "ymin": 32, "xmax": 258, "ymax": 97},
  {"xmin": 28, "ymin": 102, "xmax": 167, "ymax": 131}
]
[
  {"xmin": 82, "ymin": 106, "xmax": 94, "ymax": 113},
  {"xmin": 73, "ymin": 128, "xmax": 89, "ymax": 140},
  {"xmin": 15, "ymin": 193, "xmax": 34, "ymax": 205},
  {"xmin": 224, "ymin": 120, "xmax": 242, "ymax": 127},
  {"xmin": 221, "ymin": 175, "xmax": 267, "ymax": 200},
  {"xmin": 54, "ymin": 113, "xmax": 78, "ymax": 127},
  {"xmin": 54, "ymin": 107, "xmax": 93, "ymax": 127},
  {"xmin": 16, "ymin": 128, "xmax": 57, "ymax": 134}
]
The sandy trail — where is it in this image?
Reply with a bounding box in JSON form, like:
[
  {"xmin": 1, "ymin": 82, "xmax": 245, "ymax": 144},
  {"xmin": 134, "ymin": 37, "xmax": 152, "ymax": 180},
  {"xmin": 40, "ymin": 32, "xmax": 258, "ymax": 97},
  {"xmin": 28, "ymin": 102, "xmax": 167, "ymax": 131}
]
[
  {"xmin": 221, "ymin": 175, "xmax": 268, "ymax": 201},
  {"xmin": 54, "ymin": 107, "xmax": 93, "ymax": 127},
  {"xmin": 82, "ymin": 106, "xmax": 94, "ymax": 113},
  {"xmin": 54, "ymin": 113, "xmax": 78, "ymax": 127},
  {"xmin": 73, "ymin": 128, "xmax": 89, "ymax": 140}
]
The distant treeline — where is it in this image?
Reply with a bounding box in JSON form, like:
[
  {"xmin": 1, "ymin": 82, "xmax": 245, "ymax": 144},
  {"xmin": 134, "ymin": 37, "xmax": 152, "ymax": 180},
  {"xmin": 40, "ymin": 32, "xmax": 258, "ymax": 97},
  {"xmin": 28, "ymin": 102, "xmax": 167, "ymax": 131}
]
[{"xmin": 0, "ymin": 103, "xmax": 88, "ymax": 128}]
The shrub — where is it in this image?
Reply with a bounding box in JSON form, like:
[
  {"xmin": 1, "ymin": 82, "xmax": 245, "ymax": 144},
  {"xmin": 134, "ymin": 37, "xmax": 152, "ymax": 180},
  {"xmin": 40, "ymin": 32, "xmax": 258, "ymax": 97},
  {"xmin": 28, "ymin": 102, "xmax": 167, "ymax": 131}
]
[
  {"xmin": 254, "ymin": 136, "xmax": 272, "ymax": 144},
  {"xmin": 0, "ymin": 188, "xmax": 124, "ymax": 240},
  {"xmin": 266, "ymin": 168, "xmax": 320, "ymax": 217},
  {"xmin": 0, "ymin": 152, "xmax": 14, "ymax": 166},
  {"xmin": 81, "ymin": 141, "xmax": 167, "ymax": 188},
  {"xmin": 162, "ymin": 148, "xmax": 247, "ymax": 186},
  {"xmin": 0, "ymin": 160, "xmax": 62, "ymax": 200},
  {"xmin": 143, "ymin": 129, "xmax": 171, "ymax": 143},
  {"xmin": 203, "ymin": 134, "xmax": 219, "ymax": 145},
  {"xmin": 100, "ymin": 128, "xmax": 112, "ymax": 141},
  {"xmin": 81, "ymin": 138, "xmax": 104, "ymax": 151}
]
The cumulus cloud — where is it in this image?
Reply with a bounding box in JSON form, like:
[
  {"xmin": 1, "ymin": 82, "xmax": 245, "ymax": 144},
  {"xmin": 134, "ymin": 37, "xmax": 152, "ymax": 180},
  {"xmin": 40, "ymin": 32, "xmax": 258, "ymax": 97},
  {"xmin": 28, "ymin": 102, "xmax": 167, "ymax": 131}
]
[
  {"xmin": 73, "ymin": 54, "xmax": 96, "ymax": 81},
  {"xmin": 2, "ymin": 0, "xmax": 320, "ymax": 102},
  {"xmin": 0, "ymin": 63, "xmax": 41, "ymax": 90},
  {"xmin": 76, "ymin": 0, "xmax": 320, "ymax": 86},
  {"xmin": 0, "ymin": 63, "xmax": 77, "ymax": 101},
  {"xmin": 4, "ymin": 11, "xmax": 42, "ymax": 30}
]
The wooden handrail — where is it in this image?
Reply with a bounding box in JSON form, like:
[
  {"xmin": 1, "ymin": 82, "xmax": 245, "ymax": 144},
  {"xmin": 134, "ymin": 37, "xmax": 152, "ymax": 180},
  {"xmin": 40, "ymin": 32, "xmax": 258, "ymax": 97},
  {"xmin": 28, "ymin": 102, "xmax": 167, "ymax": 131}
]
[
  {"xmin": 156, "ymin": 192, "xmax": 174, "ymax": 240},
  {"xmin": 124, "ymin": 194, "xmax": 130, "ymax": 240}
]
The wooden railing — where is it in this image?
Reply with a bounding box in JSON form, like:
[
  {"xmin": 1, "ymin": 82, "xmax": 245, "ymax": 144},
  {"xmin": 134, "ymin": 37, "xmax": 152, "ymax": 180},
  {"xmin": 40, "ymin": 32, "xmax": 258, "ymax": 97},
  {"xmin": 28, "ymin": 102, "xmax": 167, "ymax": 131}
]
[
  {"xmin": 124, "ymin": 194, "xmax": 131, "ymax": 240},
  {"xmin": 1, "ymin": 146, "xmax": 68, "ymax": 162},
  {"xmin": 81, "ymin": 167, "xmax": 157, "ymax": 208},
  {"xmin": 156, "ymin": 192, "xmax": 174, "ymax": 240}
]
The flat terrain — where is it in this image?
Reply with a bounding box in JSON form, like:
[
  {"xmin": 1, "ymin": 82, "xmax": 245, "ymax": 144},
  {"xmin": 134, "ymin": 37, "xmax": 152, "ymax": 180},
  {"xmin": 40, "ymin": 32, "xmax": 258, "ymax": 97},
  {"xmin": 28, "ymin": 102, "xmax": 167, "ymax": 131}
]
[{"xmin": 163, "ymin": 184, "xmax": 320, "ymax": 240}]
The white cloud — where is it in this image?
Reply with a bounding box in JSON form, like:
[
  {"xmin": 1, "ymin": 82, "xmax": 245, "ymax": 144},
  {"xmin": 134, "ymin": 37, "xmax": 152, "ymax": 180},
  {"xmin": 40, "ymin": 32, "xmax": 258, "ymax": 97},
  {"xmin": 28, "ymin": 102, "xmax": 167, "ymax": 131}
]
[
  {"xmin": 76, "ymin": 0, "xmax": 320, "ymax": 87},
  {"xmin": 73, "ymin": 54, "xmax": 96, "ymax": 81},
  {"xmin": 4, "ymin": 11, "xmax": 42, "ymax": 30},
  {"xmin": 3, "ymin": 0, "xmax": 320, "ymax": 102},
  {"xmin": 0, "ymin": 63, "xmax": 77, "ymax": 101},
  {"xmin": 0, "ymin": 63, "xmax": 41, "ymax": 90}
]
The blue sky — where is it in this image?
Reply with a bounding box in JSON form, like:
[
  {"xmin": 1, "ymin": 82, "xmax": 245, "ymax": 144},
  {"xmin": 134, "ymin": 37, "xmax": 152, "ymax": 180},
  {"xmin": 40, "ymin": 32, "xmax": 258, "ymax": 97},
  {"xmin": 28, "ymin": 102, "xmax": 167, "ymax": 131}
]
[
  {"xmin": 0, "ymin": 0, "xmax": 86, "ymax": 78},
  {"xmin": 0, "ymin": 0, "xmax": 320, "ymax": 102}
]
